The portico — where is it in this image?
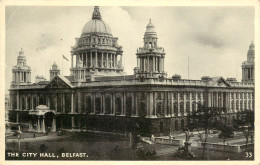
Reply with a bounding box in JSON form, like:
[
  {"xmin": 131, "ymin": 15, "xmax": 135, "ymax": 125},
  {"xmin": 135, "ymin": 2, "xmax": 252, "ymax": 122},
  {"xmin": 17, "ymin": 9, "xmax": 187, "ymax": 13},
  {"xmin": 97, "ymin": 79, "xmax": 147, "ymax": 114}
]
[{"xmin": 28, "ymin": 105, "xmax": 56, "ymax": 133}]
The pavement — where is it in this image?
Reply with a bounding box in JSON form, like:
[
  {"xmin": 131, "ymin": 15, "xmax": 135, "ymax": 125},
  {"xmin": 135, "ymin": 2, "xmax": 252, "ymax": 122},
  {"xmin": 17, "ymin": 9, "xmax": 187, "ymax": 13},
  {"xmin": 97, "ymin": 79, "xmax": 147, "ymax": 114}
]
[{"xmin": 6, "ymin": 132, "xmax": 71, "ymax": 143}]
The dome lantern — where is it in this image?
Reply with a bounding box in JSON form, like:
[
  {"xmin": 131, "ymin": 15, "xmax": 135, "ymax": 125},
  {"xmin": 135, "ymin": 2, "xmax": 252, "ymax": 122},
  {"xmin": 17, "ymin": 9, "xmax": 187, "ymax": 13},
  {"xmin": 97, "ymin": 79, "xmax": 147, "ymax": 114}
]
[{"xmin": 92, "ymin": 6, "xmax": 102, "ymax": 20}]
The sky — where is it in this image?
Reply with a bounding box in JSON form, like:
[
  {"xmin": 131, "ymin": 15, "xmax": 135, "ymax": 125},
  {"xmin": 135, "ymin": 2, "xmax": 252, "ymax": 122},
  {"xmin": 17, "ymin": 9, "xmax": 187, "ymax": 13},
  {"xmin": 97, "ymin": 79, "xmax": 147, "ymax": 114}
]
[{"xmin": 5, "ymin": 6, "xmax": 254, "ymax": 93}]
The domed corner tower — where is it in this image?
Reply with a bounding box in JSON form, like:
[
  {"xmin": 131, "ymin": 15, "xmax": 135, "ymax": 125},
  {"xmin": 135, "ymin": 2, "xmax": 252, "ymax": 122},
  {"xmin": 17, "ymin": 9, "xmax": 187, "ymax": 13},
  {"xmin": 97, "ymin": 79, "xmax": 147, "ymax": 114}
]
[
  {"xmin": 49, "ymin": 62, "xmax": 60, "ymax": 81},
  {"xmin": 11, "ymin": 48, "xmax": 31, "ymax": 87},
  {"xmin": 134, "ymin": 19, "xmax": 166, "ymax": 81},
  {"xmin": 70, "ymin": 6, "xmax": 124, "ymax": 82},
  {"xmin": 242, "ymin": 41, "xmax": 255, "ymax": 83}
]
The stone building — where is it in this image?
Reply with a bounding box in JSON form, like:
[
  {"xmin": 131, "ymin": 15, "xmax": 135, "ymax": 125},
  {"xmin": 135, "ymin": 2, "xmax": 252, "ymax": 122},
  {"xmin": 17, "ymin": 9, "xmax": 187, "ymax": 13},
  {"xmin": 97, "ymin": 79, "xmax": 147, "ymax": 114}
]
[
  {"xmin": 242, "ymin": 42, "xmax": 255, "ymax": 83},
  {"xmin": 8, "ymin": 6, "xmax": 254, "ymax": 135}
]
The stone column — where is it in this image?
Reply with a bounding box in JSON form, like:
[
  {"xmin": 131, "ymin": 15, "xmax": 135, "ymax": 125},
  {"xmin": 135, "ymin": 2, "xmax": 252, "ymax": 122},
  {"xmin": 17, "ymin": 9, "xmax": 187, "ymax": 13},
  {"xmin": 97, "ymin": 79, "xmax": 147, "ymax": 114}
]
[
  {"xmin": 237, "ymin": 92, "xmax": 240, "ymax": 111},
  {"xmin": 42, "ymin": 116, "xmax": 46, "ymax": 133},
  {"xmin": 90, "ymin": 52, "xmax": 93, "ymax": 67},
  {"xmin": 122, "ymin": 93, "xmax": 125, "ymax": 115},
  {"xmin": 95, "ymin": 51, "xmax": 98, "ymax": 67},
  {"xmin": 115, "ymin": 54, "xmax": 118, "ymax": 67},
  {"xmin": 137, "ymin": 57, "xmax": 139, "ymax": 68},
  {"xmin": 37, "ymin": 116, "xmax": 41, "ymax": 132},
  {"xmin": 37, "ymin": 94, "xmax": 40, "ymax": 106},
  {"xmin": 71, "ymin": 93, "xmax": 74, "ymax": 113},
  {"xmin": 110, "ymin": 53, "xmax": 113, "ymax": 68},
  {"xmin": 229, "ymin": 92, "xmax": 232, "ymax": 112},
  {"xmin": 164, "ymin": 92, "xmax": 167, "ymax": 117},
  {"xmin": 71, "ymin": 116, "xmax": 75, "ymax": 130},
  {"xmin": 135, "ymin": 93, "xmax": 138, "ymax": 116},
  {"xmin": 112, "ymin": 93, "xmax": 115, "ymax": 115},
  {"xmin": 17, "ymin": 93, "xmax": 19, "ymax": 110},
  {"xmin": 246, "ymin": 93, "xmax": 248, "ymax": 109},
  {"xmin": 16, "ymin": 112, "xmax": 19, "ymax": 123},
  {"xmin": 51, "ymin": 116, "xmax": 56, "ymax": 132},
  {"xmin": 162, "ymin": 57, "xmax": 164, "ymax": 72},
  {"xmin": 148, "ymin": 92, "xmax": 153, "ymax": 117},
  {"xmin": 170, "ymin": 93, "xmax": 174, "ymax": 116},
  {"xmin": 25, "ymin": 94, "xmax": 28, "ymax": 110},
  {"xmin": 177, "ymin": 92, "xmax": 180, "ymax": 116},
  {"xmin": 93, "ymin": 95, "xmax": 96, "ymax": 114},
  {"xmin": 101, "ymin": 52, "xmax": 104, "ymax": 67},
  {"xmin": 62, "ymin": 93, "xmax": 65, "ymax": 113},
  {"xmin": 106, "ymin": 53, "xmax": 108, "ymax": 68},
  {"xmin": 147, "ymin": 56, "xmax": 150, "ymax": 72},
  {"xmin": 131, "ymin": 93, "xmax": 134, "ymax": 116},
  {"xmin": 250, "ymin": 92, "xmax": 253, "ymax": 110},
  {"xmin": 28, "ymin": 120, "xmax": 33, "ymax": 131},
  {"xmin": 207, "ymin": 92, "xmax": 211, "ymax": 107},
  {"xmin": 77, "ymin": 91, "xmax": 82, "ymax": 114},
  {"xmin": 71, "ymin": 54, "xmax": 73, "ymax": 69},
  {"xmin": 234, "ymin": 92, "xmax": 237, "ymax": 112},
  {"xmin": 55, "ymin": 94, "xmax": 57, "ymax": 111},
  {"xmin": 31, "ymin": 95, "xmax": 34, "ymax": 110},
  {"xmin": 153, "ymin": 92, "xmax": 156, "ymax": 116},
  {"xmin": 220, "ymin": 92, "xmax": 223, "ymax": 108},
  {"xmin": 183, "ymin": 92, "xmax": 186, "ymax": 116},
  {"xmin": 191, "ymin": 92, "xmax": 194, "ymax": 112}
]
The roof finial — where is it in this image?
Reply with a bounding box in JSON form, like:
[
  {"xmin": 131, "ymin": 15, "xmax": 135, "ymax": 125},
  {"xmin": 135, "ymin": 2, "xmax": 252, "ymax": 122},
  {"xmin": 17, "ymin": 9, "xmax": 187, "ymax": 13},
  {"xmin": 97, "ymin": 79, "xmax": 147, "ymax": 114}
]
[
  {"xmin": 149, "ymin": 19, "xmax": 151, "ymax": 23},
  {"xmin": 92, "ymin": 6, "xmax": 102, "ymax": 20},
  {"xmin": 19, "ymin": 48, "xmax": 24, "ymax": 56}
]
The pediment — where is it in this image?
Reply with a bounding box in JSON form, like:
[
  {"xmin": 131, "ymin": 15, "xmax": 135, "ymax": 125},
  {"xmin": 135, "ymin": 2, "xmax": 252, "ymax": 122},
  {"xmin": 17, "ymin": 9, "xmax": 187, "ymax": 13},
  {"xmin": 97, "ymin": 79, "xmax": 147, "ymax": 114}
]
[
  {"xmin": 211, "ymin": 77, "xmax": 230, "ymax": 87},
  {"xmin": 45, "ymin": 76, "xmax": 71, "ymax": 89}
]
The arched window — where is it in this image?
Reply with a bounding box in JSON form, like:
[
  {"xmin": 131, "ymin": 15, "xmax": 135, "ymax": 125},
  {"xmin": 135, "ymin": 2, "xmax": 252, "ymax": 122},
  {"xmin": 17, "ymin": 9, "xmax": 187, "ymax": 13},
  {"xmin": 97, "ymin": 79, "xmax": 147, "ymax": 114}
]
[
  {"xmin": 236, "ymin": 100, "xmax": 239, "ymax": 111},
  {"xmin": 126, "ymin": 96, "xmax": 132, "ymax": 116},
  {"xmin": 192, "ymin": 101, "xmax": 196, "ymax": 112},
  {"xmin": 65, "ymin": 93, "xmax": 71, "ymax": 113},
  {"xmin": 173, "ymin": 93, "xmax": 177, "ymax": 100},
  {"xmin": 95, "ymin": 97, "xmax": 101, "ymax": 114},
  {"xmin": 192, "ymin": 92, "xmax": 196, "ymax": 100},
  {"xmin": 244, "ymin": 100, "xmax": 247, "ymax": 110},
  {"xmin": 105, "ymin": 95, "xmax": 111, "ymax": 114},
  {"xmin": 50, "ymin": 94, "xmax": 55, "ymax": 110},
  {"xmin": 139, "ymin": 102, "xmax": 146, "ymax": 117},
  {"xmin": 231, "ymin": 100, "xmax": 234, "ymax": 111},
  {"xmin": 186, "ymin": 101, "xmax": 190, "ymax": 114},
  {"xmin": 22, "ymin": 97, "xmax": 26, "ymax": 110},
  {"xmin": 32, "ymin": 96, "xmax": 37, "ymax": 109},
  {"xmin": 181, "ymin": 119, "xmax": 185, "ymax": 130},
  {"xmin": 186, "ymin": 92, "xmax": 190, "ymax": 100},
  {"xmin": 240, "ymin": 100, "xmax": 243, "ymax": 111},
  {"xmin": 86, "ymin": 96, "xmax": 92, "ymax": 113},
  {"xmin": 57, "ymin": 94, "xmax": 62, "ymax": 112},
  {"xmin": 180, "ymin": 92, "xmax": 184, "ymax": 100},
  {"xmin": 174, "ymin": 102, "xmax": 178, "ymax": 115},
  {"xmin": 39, "ymin": 95, "xmax": 45, "ymax": 105},
  {"xmin": 115, "ymin": 97, "xmax": 121, "ymax": 115},
  {"xmin": 175, "ymin": 120, "xmax": 179, "ymax": 131},
  {"xmin": 156, "ymin": 102, "xmax": 163, "ymax": 117},
  {"xmin": 180, "ymin": 102, "xmax": 184, "ymax": 114},
  {"xmin": 27, "ymin": 95, "xmax": 31, "ymax": 110}
]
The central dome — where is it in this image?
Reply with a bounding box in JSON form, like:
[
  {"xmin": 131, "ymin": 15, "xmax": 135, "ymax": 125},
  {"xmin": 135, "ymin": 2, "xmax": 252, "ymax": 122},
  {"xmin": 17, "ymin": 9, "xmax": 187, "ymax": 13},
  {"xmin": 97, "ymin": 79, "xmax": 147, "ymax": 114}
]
[{"xmin": 81, "ymin": 7, "xmax": 112, "ymax": 35}]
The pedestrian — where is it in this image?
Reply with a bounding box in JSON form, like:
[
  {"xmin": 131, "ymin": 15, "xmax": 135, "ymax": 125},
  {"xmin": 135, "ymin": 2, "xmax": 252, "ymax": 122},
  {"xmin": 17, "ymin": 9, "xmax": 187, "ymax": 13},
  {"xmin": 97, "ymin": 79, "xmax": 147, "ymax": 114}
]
[{"xmin": 33, "ymin": 132, "xmax": 36, "ymax": 138}]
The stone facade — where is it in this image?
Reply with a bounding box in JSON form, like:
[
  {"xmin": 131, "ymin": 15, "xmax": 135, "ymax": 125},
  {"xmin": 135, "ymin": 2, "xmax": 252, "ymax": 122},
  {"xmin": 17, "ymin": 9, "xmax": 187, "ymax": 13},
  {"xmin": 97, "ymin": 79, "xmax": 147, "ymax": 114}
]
[{"xmin": 8, "ymin": 6, "xmax": 254, "ymax": 135}]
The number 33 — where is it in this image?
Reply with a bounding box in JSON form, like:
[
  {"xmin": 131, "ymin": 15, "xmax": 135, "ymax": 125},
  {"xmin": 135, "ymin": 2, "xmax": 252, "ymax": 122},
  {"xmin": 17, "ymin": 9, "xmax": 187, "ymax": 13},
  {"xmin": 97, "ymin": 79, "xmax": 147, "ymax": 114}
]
[{"xmin": 245, "ymin": 152, "xmax": 252, "ymax": 158}]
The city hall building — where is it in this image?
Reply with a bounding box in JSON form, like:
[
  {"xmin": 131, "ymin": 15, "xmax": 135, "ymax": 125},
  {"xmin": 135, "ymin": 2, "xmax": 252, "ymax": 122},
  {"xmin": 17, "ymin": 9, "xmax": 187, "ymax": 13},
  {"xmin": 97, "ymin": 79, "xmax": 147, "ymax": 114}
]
[{"xmin": 8, "ymin": 7, "xmax": 255, "ymax": 135}]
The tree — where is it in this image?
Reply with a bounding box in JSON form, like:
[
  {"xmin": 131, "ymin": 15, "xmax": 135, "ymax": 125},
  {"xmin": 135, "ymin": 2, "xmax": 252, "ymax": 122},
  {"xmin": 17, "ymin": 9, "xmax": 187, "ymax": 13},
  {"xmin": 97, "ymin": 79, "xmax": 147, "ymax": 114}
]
[
  {"xmin": 233, "ymin": 110, "xmax": 254, "ymax": 151},
  {"xmin": 187, "ymin": 103, "xmax": 224, "ymax": 159}
]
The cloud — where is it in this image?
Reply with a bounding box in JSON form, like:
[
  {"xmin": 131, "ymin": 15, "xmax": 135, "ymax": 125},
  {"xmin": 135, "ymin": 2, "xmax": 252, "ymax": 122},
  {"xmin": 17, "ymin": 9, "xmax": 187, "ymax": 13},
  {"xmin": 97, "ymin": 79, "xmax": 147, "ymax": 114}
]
[
  {"xmin": 192, "ymin": 33, "xmax": 225, "ymax": 49},
  {"xmin": 5, "ymin": 6, "xmax": 254, "ymax": 93}
]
